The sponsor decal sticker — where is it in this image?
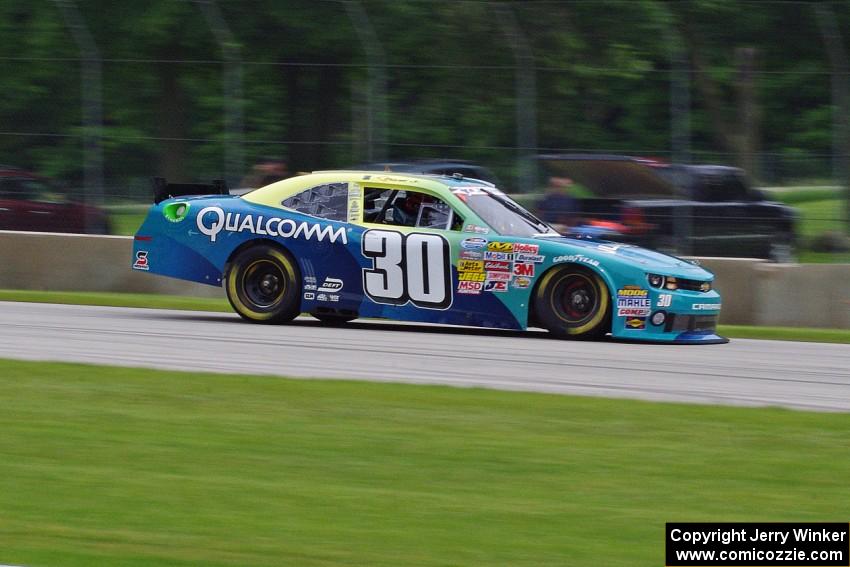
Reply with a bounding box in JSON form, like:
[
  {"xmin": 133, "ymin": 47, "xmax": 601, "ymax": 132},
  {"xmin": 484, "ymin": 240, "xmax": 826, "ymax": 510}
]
[
  {"xmin": 484, "ymin": 280, "xmax": 508, "ymax": 292},
  {"xmin": 459, "ymin": 250, "xmax": 484, "ymax": 260},
  {"xmin": 484, "ymin": 260, "xmax": 511, "ymax": 271},
  {"xmin": 512, "ymin": 276, "xmax": 531, "ymax": 289},
  {"xmin": 485, "ymin": 271, "xmax": 511, "ymax": 282},
  {"xmin": 461, "ymin": 237, "xmax": 488, "ymax": 250},
  {"xmin": 133, "ymin": 250, "xmax": 149, "ymax": 270},
  {"xmin": 304, "ymin": 292, "xmax": 315, "ymax": 300},
  {"xmin": 463, "ymin": 224, "xmax": 490, "ymax": 234},
  {"xmin": 487, "ymin": 241, "xmax": 513, "ymax": 253},
  {"xmin": 513, "ymin": 242, "xmax": 539, "ymax": 254},
  {"xmin": 484, "ymin": 251, "xmax": 514, "ymax": 261},
  {"xmin": 693, "ymin": 303, "xmax": 722, "ymax": 310},
  {"xmin": 514, "ymin": 253, "xmax": 545, "ymax": 263},
  {"xmin": 317, "ymin": 293, "xmax": 328, "ymax": 302},
  {"xmin": 625, "ymin": 317, "xmax": 646, "ymax": 330},
  {"xmin": 318, "ymin": 277, "xmax": 344, "ymax": 293},
  {"xmin": 196, "ymin": 206, "xmax": 348, "ymax": 244},
  {"xmin": 457, "ymin": 280, "xmax": 483, "ymax": 294},
  {"xmin": 617, "ymin": 286, "xmax": 650, "ymax": 312},
  {"xmin": 457, "ymin": 259, "xmax": 484, "ymax": 273},
  {"xmin": 329, "ymin": 294, "xmax": 340, "ymax": 302},
  {"xmin": 458, "ymin": 271, "xmax": 486, "ymax": 282},
  {"xmin": 512, "ymin": 262, "xmax": 535, "ymax": 277},
  {"xmin": 552, "ymin": 254, "xmax": 600, "ymax": 268},
  {"xmin": 617, "ymin": 307, "xmax": 650, "ymax": 317}
]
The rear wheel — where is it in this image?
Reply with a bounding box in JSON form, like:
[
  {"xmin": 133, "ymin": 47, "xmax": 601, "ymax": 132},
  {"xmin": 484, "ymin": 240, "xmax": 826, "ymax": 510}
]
[
  {"xmin": 533, "ymin": 266, "xmax": 611, "ymax": 339},
  {"xmin": 225, "ymin": 244, "xmax": 301, "ymax": 323}
]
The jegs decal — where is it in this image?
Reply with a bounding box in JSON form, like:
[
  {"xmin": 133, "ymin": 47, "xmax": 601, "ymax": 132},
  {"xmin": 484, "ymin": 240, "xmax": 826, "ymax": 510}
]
[{"xmin": 362, "ymin": 229, "xmax": 452, "ymax": 310}]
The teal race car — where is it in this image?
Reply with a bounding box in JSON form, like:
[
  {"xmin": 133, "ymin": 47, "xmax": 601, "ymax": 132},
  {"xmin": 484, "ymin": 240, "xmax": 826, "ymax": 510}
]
[{"xmin": 132, "ymin": 171, "xmax": 726, "ymax": 343}]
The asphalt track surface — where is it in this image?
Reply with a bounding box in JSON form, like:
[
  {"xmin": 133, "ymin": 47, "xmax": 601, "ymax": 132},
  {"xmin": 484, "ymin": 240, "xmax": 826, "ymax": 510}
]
[{"xmin": 1, "ymin": 301, "xmax": 850, "ymax": 412}]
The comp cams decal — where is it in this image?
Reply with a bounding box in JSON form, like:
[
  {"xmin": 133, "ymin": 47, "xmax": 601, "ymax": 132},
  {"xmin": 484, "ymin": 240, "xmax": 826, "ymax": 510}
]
[
  {"xmin": 196, "ymin": 206, "xmax": 348, "ymax": 244},
  {"xmin": 362, "ymin": 229, "xmax": 452, "ymax": 310}
]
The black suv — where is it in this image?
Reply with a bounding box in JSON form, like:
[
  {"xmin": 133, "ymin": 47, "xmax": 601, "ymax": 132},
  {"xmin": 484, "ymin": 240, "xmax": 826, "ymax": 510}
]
[{"xmin": 537, "ymin": 154, "xmax": 798, "ymax": 261}]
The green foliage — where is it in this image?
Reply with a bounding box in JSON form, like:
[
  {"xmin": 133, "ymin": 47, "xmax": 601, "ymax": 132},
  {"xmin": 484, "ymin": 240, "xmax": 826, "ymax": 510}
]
[{"xmin": 0, "ymin": 0, "xmax": 848, "ymax": 198}]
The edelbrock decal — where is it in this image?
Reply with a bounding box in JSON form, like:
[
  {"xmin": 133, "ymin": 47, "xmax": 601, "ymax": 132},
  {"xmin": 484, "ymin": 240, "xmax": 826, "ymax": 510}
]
[{"xmin": 196, "ymin": 206, "xmax": 348, "ymax": 244}]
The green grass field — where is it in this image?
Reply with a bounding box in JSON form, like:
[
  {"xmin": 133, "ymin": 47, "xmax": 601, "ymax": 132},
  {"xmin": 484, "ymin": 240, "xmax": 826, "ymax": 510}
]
[{"xmin": 1, "ymin": 359, "xmax": 848, "ymax": 567}]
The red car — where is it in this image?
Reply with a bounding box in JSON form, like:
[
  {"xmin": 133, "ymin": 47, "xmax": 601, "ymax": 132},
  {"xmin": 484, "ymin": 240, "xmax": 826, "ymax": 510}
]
[{"xmin": 0, "ymin": 166, "xmax": 109, "ymax": 234}]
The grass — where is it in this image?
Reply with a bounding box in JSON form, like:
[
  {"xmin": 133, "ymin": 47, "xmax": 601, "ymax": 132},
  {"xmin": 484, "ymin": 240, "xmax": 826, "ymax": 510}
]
[
  {"xmin": 2, "ymin": 289, "xmax": 850, "ymax": 343},
  {"xmin": 108, "ymin": 208, "xmax": 147, "ymax": 236},
  {"xmin": 0, "ymin": 359, "xmax": 848, "ymax": 567}
]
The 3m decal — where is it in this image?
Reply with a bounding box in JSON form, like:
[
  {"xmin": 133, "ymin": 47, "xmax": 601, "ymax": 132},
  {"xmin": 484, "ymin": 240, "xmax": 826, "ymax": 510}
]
[
  {"xmin": 133, "ymin": 250, "xmax": 149, "ymax": 270},
  {"xmin": 487, "ymin": 241, "xmax": 513, "ymax": 253},
  {"xmin": 362, "ymin": 230, "xmax": 452, "ymax": 309},
  {"xmin": 196, "ymin": 206, "xmax": 347, "ymax": 244},
  {"xmin": 458, "ymin": 260, "xmax": 484, "ymax": 273},
  {"xmin": 512, "ymin": 262, "xmax": 535, "ymax": 277}
]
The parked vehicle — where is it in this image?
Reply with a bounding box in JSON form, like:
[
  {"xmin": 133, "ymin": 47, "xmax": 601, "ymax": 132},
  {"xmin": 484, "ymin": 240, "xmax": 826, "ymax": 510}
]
[
  {"xmin": 537, "ymin": 154, "xmax": 798, "ymax": 261},
  {"xmin": 0, "ymin": 165, "xmax": 110, "ymax": 234}
]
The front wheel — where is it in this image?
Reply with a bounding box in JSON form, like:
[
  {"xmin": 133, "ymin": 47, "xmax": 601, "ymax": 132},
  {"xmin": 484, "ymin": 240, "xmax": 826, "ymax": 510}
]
[
  {"xmin": 225, "ymin": 244, "xmax": 301, "ymax": 323},
  {"xmin": 533, "ymin": 266, "xmax": 611, "ymax": 339}
]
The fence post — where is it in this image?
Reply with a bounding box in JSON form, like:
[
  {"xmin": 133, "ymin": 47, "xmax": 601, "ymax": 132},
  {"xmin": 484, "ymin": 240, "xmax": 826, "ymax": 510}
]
[
  {"xmin": 344, "ymin": 0, "xmax": 387, "ymax": 163},
  {"xmin": 814, "ymin": 2, "xmax": 850, "ymax": 235},
  {"xmin": 195, "ymin": 0, "xmax": 244, "ymax": 188},
  {"xmin": 52, "ymin": 0, "xmax": 103, "ymax": 232},
  {"xmin": 494, "ymin": 3, "xmax": 538, "ymax": 194}
]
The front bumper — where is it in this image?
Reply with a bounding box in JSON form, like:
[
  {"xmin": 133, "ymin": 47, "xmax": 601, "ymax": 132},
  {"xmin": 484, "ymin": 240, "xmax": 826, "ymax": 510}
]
[{"xmin": 610, "ymin": 288, "xmax": 727, "ymax": 344}]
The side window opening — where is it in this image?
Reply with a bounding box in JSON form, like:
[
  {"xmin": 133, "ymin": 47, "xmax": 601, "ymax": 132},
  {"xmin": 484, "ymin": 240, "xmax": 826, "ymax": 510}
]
[
  {"xmin": 282, "ymin": 182, "xmax": 349, "ymax": 221},
  {"xmin": 363, "ymin": 187, "xmax": 463, "ymax": 231}
]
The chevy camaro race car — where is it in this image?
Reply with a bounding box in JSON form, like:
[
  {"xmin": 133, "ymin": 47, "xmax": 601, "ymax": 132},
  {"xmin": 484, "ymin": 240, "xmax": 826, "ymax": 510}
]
[{"xmin": 132, "ymin": 171, "xmax": 726, "ymax": 343}]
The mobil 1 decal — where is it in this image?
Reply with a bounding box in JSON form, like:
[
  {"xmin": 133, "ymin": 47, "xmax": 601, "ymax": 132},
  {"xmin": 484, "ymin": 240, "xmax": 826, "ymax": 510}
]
[{"xmin": 361, "ymin": 229, "xmax": 452, "ymax": 310}]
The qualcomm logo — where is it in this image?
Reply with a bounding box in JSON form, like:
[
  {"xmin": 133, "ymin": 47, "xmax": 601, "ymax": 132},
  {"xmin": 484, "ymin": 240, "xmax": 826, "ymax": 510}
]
[
  {"xmin": 318, "ymin": 277, "xmax": 344, "ymax": 293},
  {"xmin": 196, "ymin": 206, "xmax": 348, "ymax": 245}
]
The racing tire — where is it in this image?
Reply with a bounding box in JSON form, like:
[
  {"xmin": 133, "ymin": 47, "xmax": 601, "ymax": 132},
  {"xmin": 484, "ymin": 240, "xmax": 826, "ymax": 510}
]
[
  {"xmin": 312, "ymin": 313, "xmax": 357, "ymax": 325},
  {"xmin": 533, "ymin": 266, "xmax": 611, "ymax": 339},
  {"xmin": 225, "ymin": 244, "xmax": 301, "ymax": 324}
]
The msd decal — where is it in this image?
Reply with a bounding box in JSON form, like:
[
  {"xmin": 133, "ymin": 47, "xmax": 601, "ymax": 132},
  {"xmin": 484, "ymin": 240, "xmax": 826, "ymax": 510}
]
[{"xmin": 196, "ymin": 206, "xmax": 348, "ymax": 244}]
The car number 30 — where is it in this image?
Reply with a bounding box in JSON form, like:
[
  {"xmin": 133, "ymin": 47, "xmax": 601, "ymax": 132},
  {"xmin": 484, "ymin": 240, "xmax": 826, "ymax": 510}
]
[{"xmin": 362, "ymin": 230, "xmax": 452, "ymax": 309}]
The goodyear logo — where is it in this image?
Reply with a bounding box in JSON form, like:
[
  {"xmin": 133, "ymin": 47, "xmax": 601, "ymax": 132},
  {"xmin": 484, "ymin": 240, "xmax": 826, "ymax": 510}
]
[
  {"xmin": 487, "ymin": 241, "xmax": 513, "ymax": 252},
  {"xmin": 458, "ymin": 260, "xmax": 484, "ymax": 273}
]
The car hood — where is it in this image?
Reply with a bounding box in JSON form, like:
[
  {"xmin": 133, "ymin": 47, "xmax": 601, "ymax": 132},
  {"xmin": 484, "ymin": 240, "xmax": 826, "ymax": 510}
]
[{"xmin": 536, "ymin": 236, "xmax": 713, "ymax": 279}]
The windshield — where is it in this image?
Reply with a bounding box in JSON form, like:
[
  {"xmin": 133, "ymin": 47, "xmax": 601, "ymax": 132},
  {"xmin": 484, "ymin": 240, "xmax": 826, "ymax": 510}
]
[{"xmin": 454, "ymin": 187, "xmax": 557, "ymax": 237}]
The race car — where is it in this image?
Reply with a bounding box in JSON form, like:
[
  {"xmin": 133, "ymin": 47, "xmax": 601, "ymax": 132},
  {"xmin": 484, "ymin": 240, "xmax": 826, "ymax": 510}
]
[{"xmin": 132, "ymin": 171, "xmax": 726, "ymax": 343}]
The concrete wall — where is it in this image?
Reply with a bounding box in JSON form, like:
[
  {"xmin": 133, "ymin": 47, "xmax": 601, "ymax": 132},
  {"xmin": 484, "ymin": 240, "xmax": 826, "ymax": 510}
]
[
  {"xmin": 1, "ymin": 231, "xmax": 849, "ymax": 327},
  {"xmin": 0, "ymin": 231, "xmax": 221, "ymax": 298}
]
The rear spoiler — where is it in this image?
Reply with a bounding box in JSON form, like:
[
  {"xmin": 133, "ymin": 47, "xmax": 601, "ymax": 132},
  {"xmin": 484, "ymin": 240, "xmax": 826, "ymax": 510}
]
[{"xmin": 153, "ymin": 177, "xmax": 229, "ymax": 204}]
